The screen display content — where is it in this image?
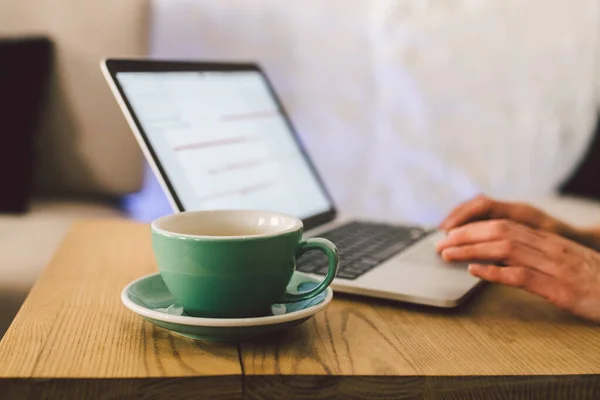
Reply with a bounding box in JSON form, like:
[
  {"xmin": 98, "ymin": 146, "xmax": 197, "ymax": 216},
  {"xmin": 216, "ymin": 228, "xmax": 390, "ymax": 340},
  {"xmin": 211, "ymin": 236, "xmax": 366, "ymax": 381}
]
[{"xmin": 117, "ymin": 70, "xmax": 331, "ymax": 219}]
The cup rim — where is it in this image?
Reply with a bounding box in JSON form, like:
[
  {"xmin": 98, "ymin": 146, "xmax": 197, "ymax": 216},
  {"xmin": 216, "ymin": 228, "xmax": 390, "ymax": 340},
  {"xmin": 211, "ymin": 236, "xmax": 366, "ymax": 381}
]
[{"xmin": 151, "ymin": 209, "xmax": 303, "ymax": 240}]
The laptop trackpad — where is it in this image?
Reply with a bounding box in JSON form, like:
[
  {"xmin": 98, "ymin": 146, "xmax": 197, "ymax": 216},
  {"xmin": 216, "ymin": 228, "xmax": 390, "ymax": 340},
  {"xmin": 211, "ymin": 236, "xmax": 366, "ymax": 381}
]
[
  {"xmin": 354, "ymin": 231, "xmax": 481, "ymax": 305},
  {"xmin": 397, "ymin": 230, "xmax": 464, "ymax": 266}
]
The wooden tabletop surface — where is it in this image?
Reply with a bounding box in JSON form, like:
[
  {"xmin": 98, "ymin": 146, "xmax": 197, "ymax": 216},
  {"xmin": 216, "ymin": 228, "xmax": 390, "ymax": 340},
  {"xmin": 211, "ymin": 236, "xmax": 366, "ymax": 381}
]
[{"xmin": 1, "ymin": 220, "xmax": 599, "ymax": 400}]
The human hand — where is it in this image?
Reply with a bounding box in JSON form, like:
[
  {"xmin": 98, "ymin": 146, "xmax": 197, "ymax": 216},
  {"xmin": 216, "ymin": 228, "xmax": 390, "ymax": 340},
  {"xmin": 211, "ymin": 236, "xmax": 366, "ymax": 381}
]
[
  {"xmin": 436, "ymin": 219, "xmax": 600, "ymax": 323},
  {"xmin": 439, "ymin": 194, "xmax": 574, "ymax": 237}
]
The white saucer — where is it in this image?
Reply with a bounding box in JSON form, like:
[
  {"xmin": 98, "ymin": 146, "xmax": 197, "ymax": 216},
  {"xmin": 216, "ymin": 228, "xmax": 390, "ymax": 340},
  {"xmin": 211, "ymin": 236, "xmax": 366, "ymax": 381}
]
[{"xmin": 121, "ymin": 271, "xmax": 333, "ymax": 342}]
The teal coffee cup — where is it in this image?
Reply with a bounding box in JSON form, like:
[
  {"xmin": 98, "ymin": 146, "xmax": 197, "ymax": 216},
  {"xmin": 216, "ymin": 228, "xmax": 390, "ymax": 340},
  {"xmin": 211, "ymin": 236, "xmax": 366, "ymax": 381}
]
[{"xmin": 151, "ymin": 210, "xmax": 339, "ymax": 318}]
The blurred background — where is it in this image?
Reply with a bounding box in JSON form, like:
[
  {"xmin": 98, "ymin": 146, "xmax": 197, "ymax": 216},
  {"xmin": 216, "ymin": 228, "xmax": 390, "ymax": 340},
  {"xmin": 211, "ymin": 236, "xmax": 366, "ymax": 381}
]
[{"xmin": 2, "ymin": 0, "xmax": 600, "ymax": 336}]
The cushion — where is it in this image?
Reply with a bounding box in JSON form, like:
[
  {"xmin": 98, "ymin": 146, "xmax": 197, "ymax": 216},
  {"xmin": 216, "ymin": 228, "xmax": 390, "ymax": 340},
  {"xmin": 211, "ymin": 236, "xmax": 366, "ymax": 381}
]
[
  {"xmin": 0, "ymin": 0, "xmax": 149, "ymax": 197},
  {"xmin": 0, "ymin": 199, "xmax": 125, "ymax": 291},
  {"xmin": 0, "ymin": 37, "xmax": 52, "ymax": 213}
]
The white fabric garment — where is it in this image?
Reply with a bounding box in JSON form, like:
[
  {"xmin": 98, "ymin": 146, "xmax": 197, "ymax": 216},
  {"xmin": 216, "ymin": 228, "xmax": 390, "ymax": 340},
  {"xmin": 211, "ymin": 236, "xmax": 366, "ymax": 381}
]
[{"xmin": 149, "ymin": 0, "xmax": 600, "ymax": 224}]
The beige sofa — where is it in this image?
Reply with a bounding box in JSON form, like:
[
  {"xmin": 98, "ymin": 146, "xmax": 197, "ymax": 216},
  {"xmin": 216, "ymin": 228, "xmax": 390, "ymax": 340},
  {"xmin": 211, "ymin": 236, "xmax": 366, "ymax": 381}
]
[{"xmin": 0, "ymin": 0, "xmax": 149, "ymax": 335}]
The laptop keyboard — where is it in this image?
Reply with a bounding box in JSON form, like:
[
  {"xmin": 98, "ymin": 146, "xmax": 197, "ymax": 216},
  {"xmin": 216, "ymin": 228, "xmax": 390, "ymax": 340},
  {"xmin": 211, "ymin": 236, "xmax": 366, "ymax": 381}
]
[{"xmin": 297, "ymin": 221, "xmax": 431, "ymax": 280}]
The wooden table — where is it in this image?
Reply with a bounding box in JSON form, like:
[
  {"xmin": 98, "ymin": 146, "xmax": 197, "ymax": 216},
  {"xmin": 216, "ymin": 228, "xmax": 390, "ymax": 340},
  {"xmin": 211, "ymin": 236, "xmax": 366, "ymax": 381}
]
[{"xmin": 1, "ymin": 220, "xmax": 599, "ymax": 400}]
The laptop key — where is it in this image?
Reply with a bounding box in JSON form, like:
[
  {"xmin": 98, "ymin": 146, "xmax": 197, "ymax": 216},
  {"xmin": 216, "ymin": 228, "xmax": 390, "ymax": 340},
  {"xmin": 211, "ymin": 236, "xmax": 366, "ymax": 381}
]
[
  {"xmin": 344, "ymin": 267, "xmax": 374, "ymax": 277},
  {"xmin": 335, "ymin": 270, "xmax": 359, "ymax": 280},
  {"xmin": 348, "ymin": 259, "xmax": 378, "ymax": 271},
  {"xmin": 313, "ymin": 265, "xmax": 330, "ymax": 275},
  {"xmin": 297, "ymin": 262, "xmax": 317, "ymax": 273},
  {"xmin": 301, "ymin": 221, "xmax": 429, "ymax": 280},
  {"xmin": 370, "ymin": 241, "xmax": 411, "ymax": 262},
  {"xmin": 300, "ymin": 256, "xmax": 319, "ymax": 265}
]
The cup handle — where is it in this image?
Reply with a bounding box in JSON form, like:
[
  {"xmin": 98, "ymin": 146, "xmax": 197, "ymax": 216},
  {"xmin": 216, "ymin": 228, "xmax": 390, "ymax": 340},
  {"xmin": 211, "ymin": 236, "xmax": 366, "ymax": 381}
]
[{"xmin": 279, "ymin": 237, "xmax": 339, "ymax": 303}]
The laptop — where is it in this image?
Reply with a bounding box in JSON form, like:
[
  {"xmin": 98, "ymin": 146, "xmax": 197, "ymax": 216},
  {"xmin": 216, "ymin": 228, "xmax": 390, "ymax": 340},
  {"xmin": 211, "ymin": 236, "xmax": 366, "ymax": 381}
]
[{"xmin": 101, "ymin": 59, "xmax": 482, "ymax": 308}]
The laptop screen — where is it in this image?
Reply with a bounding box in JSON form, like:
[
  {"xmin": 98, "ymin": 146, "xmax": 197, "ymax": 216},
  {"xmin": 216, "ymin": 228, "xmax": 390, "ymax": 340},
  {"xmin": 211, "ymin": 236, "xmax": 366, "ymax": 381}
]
[{"xmin": 116, "ymin": 70, "xmax": 332, "ymax": 219}]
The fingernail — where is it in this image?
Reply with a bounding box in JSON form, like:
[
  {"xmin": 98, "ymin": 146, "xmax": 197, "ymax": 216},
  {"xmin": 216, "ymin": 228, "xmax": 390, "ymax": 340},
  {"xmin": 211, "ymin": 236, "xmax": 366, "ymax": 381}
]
[{"xmin": 441, "ymin": 249, "xmax": 452, "ymax": 261}]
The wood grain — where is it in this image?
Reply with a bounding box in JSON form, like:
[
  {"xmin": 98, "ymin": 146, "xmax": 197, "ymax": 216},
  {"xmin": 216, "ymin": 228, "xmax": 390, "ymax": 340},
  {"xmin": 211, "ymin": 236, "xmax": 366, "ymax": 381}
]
[
  {"xmin": 240, "ymin": 297, "xmax": 417, "ymax": 376},
  {"xmin": 0, "ymin": 220, "xmax": 241, "ymax": 398},
  {"xmin": 369, "ymin": 285, "xmax": 600, "ymax": 375},
  {"xmin": 3, "ymin": 219, "xmax": 600, "ymax": 399},
  {"xmin": 241, "ymin": 271, "xmax": 600, "ymax": 397},
  {"xmin": 241, "ymin": 284, "xmax": 600, "ymax": 377}
]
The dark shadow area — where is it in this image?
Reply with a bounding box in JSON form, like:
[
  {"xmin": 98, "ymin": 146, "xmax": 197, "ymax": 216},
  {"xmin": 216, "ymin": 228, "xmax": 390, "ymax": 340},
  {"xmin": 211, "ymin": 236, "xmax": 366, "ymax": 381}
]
[
  {"xmin": 0, "ymin": 377, "xmax": 243, "ymax": 400},
  {"xmin": 244, "ymin": 374, "xmax": 600, "ymax": 400},
  {"xmin": 0, "ymin": 36, "xmax": 52, "ymax": 213},
  {"xmin": 561, "ymin": 112, "xmax": 600, "ymax": 200},
  {"xmin": 0, "ymin": 290, "xmax": 28, "ymax": 340}
]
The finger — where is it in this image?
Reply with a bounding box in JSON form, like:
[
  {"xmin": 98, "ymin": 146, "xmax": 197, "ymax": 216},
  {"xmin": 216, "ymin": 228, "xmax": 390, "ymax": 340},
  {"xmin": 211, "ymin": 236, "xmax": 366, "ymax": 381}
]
[
  {"xmin": 442, "ymin": 239, "xmax": 555, "ymax": 275},
  {"xmin": 441, "ymin": 240, "xmax": 504, "ymax": 262},
  {"xmin": 437, "ymin": 219, "xmax": 549, "ymax": 253},
  {"xmin": 440, "ymin": 195, "xmax": 493, "ymax": 231},
  {"xmin": 469, "ymin": 264, "xmax": 572, "ymax": 310},
  {"xmin": 487, "ymin": 201, "xmax": 533, "ymax": 221},
  {"xmin": 469, "ymin": 264, "xmax": 543, "ymax": 287}
]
